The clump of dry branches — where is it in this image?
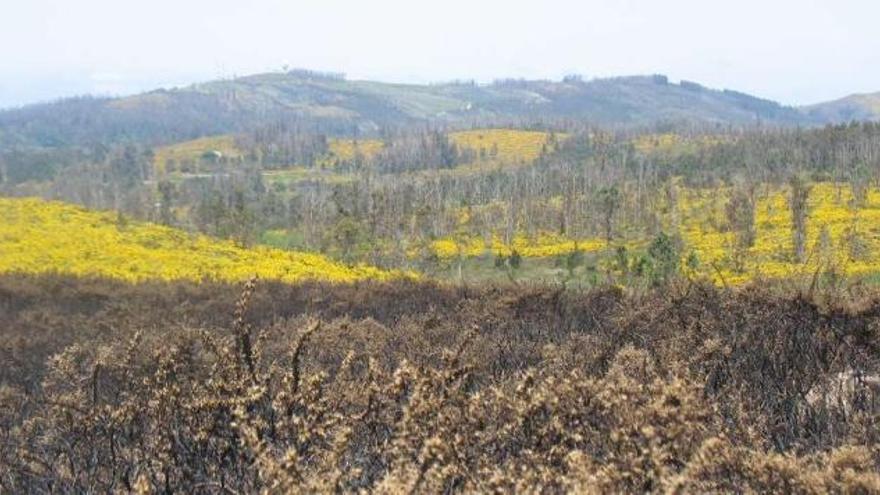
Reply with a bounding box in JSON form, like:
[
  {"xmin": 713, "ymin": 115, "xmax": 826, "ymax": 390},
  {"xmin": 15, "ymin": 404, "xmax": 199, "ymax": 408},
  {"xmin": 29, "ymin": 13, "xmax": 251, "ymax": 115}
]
[{"xmin": 0, "ymin": 275, "xmax": 878, "ymax": 493}]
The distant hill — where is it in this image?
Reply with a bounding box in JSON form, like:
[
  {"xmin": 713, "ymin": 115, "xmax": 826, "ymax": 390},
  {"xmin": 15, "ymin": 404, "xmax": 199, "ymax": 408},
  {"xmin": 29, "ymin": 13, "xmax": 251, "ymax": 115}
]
[
  {"xmin": 802, "ymin": 92, "xmax": 880, "ymax": 123},
  {"xmin": 0, "ymin": 70, "xmax": 858, "ymax": 149}
]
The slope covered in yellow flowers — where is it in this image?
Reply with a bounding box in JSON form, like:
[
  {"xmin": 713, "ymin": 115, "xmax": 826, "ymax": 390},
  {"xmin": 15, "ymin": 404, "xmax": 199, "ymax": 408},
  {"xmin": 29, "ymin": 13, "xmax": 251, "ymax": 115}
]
[
  {"xmin": 679, "ymin": 183, "xmax": 880, "ymax": 284},
  {"xmin": 450, "ymin": 129, "xmax": 554, "ymax": 162},
  {"xmin": 153, "ymin": 135, "xmax": 384, "ymax": 174},
  {"xmin": 426, "ymin": 182, "xmax": 880, "ymax": 285},
  {"xmin": 0, "ymin": 198, "xmax": 404, "ymax": 284},
  {"xmin": 325, "ymin": 138, "xmax": 384, "ymax": 163},
  {"xmin": 429, "ymin": 233, "xmax": 607, "ymax": 259},
  {"xmin": 152, "ymin": 130, "xmax": 558, "ymax": 180}
]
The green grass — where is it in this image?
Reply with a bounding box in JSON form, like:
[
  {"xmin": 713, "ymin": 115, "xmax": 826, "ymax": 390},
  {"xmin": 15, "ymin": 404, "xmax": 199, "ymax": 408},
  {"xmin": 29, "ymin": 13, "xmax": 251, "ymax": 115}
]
[
  {"xmin": 260, "ymin": 229, "xmax": 310, "ymax": 251},
  {"xmin": 262, "ymin": 168, "xmax": 354, "ymax": 186}
]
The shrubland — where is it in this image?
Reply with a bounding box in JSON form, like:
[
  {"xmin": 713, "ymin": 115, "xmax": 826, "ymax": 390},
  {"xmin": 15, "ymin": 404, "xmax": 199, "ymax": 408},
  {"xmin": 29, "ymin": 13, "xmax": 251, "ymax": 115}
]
[
  {"xmin": 5, "ymin": 73, "xmax": 880, "ymax": 493},
  {"xmin": 0, "ymin": 197, "xmax": 405, "ymax": 284},
  {"xmin": 1, "ymin": 274, "xmax": 879, "ymax": 492},
  {"xmin": 6, "ymin": 122, "xmax": 880, "ymax": 287}
]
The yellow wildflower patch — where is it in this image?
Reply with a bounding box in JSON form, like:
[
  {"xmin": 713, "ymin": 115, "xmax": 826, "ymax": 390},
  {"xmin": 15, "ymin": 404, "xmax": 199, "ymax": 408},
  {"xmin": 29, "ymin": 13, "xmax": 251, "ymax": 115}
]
[
  {"xmin": 449, "ymin": 129, "xmax": 566, "ymax": 173},
  {"xmin": 429, "ymin": 182, "xmax": 880, "ymax": 286},
  {"xmin": 0, "ymin": 198, "xmax": 408, "ymax": 284},
  {"xmin": 326, "ymin": 138, "xmax": 384, "ymax": 163},
  {"xmin": 679, "ymin": 183, "xmax": 880, "ymax": 284},
  {"xmin": 429, "ymin": 233, "xmax": 607, "ymax": 259},
  {"xmin": 632, "ymin": 133, "xmax": 728, "ymax": 157}
]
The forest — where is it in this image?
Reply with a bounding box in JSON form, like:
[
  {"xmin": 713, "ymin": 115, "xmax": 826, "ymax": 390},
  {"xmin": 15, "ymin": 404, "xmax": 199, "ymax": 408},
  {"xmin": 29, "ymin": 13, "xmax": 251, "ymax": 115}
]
[{"xmin": 5, "ymin": 119, "xmax": 880, "ymax": 287}]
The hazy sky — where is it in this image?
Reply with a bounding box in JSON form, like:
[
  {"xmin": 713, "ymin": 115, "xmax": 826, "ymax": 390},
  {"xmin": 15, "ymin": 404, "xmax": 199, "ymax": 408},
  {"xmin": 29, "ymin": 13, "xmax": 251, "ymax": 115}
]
[{"xmin": 2, "ymin": 0, "xmax": 879, "ymax": 108}]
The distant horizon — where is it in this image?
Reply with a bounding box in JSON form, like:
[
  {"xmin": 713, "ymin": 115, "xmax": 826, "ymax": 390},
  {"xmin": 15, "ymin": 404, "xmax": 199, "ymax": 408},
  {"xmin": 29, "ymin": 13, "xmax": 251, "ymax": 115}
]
[
  {"xmin": 0, "ymin": 67, "xmax": 869, "ymax": 111},
  {"xmin": 3, "ymin": 0, "xmax": 879, "ymax": 110}
]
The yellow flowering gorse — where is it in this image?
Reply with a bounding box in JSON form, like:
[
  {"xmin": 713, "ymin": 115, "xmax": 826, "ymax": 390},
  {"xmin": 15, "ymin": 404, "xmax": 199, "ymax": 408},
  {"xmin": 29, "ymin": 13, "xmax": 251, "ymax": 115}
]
[
  {"xmin": 430, "ymin": 233, "xmax": 607, "ymax": 259},
  {"xmin": 632, "ymin": 133, "xmax": 728, "ymax": 156},
  {"xmin": 429, "ymin": 182, "xmax": 880, "ymax": 285},
  {"xmin": 448, "ymin": 129, "xmax": 566, "ymax": 173},
  {"xmin": 680, "ymin": 183, "xmax": 880, "ymax": 284},
  {"xmin": 326, "ymin": 138, "xmax": 384, "ymax": 162},
  {"xmin": 0, "ymin": 198, "xmax": 408, "ymax": 284}
]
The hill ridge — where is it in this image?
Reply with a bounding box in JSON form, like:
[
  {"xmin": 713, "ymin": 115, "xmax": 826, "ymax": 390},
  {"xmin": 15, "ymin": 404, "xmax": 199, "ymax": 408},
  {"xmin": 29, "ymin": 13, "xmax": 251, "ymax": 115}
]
[{"xmin": 0, "ymin": 70, "xmax": 840, "ymax": 149}]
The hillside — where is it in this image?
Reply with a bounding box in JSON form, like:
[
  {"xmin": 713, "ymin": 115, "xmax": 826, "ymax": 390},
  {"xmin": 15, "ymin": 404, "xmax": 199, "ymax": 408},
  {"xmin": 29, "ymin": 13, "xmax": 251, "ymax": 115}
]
[
  {"xmin": 423, "ymin": 182, "xmax": 880, "ymax": 285},
  {"xmin": 0, "ymin": 197, "xmax": 403, "ymax": 283},
  {"xmin": 804, "ymin": 91, "xmax": 880, "ymax": 123},
  {"xmin": 0, "ymin": 71, "xmax": 816, "ymax": 149}
]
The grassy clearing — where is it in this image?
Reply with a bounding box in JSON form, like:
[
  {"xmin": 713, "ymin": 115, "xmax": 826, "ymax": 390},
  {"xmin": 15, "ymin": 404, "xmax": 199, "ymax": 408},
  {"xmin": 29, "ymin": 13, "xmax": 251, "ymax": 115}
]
[
  {"xmin": 262, "ymin": 167, "xmax": 354, "ymax": 186},
  {"xmin": 153, "ymin": 135, "xmax": 242, "ymax": 174}
]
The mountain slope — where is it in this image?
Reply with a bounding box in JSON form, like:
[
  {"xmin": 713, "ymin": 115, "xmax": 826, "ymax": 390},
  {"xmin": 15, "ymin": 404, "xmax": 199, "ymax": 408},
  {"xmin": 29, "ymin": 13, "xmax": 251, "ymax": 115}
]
[
  {"xmin": 0, "ymin": 71, "xmax": 819, "ymax": 149},
  {"xmin": 803, "ymin": 92, "xmax": 880, "ymax": 123}
]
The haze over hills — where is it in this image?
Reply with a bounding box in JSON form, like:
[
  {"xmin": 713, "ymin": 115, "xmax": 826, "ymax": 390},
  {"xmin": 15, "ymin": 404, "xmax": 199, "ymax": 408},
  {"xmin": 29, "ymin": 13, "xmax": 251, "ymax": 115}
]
[
  {"xmin": 802, "ymin": 91, "xmax": 880, "ymax": 123},
  {"xmin": 3, "ymin": 69, "xmax": 877, "ymax": 150}
]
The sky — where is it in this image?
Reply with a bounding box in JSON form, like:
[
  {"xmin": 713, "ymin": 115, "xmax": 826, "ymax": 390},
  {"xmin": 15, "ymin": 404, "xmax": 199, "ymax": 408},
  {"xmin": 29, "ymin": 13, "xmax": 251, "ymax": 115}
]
[{"xmin": 1, "ymin": 0, "xmax": 879, "ymax": 109}]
